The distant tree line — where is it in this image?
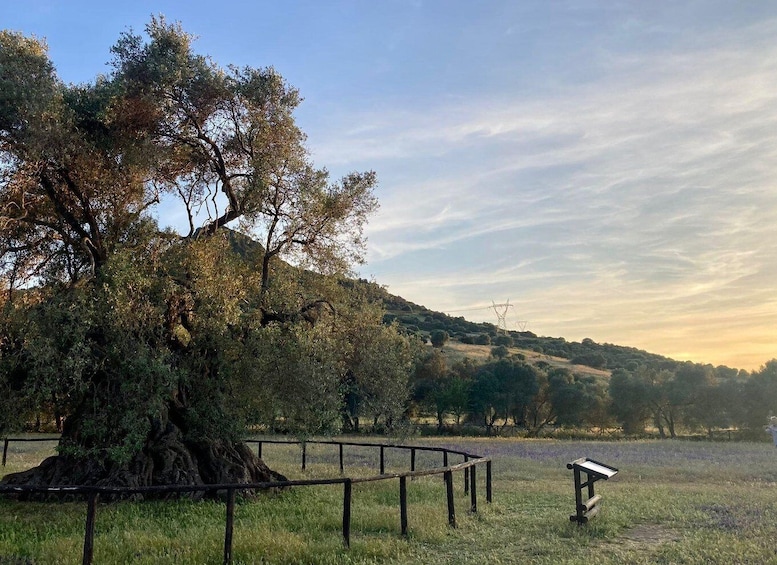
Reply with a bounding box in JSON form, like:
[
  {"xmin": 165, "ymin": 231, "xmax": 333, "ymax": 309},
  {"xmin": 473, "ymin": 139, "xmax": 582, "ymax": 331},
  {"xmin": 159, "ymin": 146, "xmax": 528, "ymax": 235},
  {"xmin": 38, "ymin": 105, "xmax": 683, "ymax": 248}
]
[
  {"xmin": 411, "ymin": 350, "xmax": 610, "ymax": 436},
  {"xmin": 608, "ymin": 360, "xmax": 777, "ymax": 438},
  {"xmin": 411, "ymin": 347, "xmax": 777, "ymax": 439}
]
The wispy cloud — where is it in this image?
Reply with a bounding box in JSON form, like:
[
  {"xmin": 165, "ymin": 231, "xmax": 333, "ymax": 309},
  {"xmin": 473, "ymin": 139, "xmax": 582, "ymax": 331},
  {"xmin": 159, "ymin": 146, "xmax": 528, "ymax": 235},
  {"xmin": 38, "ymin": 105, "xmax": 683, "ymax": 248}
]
[{"xmin": 311, "ymin": 18, "xmax": 777, "ymax": 369}]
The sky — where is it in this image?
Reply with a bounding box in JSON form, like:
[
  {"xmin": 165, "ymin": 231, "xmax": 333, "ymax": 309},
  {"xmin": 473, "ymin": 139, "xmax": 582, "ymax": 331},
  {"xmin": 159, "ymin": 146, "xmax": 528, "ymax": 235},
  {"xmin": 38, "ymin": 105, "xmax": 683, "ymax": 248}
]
[{"xmin": 3, "ymin": 1, "xmax": 776, "ymax": 371}]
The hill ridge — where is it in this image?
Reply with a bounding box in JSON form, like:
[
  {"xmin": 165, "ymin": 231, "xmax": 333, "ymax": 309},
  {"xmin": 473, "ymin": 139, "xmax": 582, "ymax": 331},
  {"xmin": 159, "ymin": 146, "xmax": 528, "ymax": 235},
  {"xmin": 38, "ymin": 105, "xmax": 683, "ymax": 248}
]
[{"xmin": 223, "ymin": 228, "xmax": 733, "ymax": 374}]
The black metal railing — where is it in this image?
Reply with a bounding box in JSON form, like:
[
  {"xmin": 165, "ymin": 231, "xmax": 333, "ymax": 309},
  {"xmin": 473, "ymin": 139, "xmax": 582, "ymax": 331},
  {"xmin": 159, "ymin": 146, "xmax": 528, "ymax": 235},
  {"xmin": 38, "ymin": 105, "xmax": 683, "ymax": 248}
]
[{"xmin": 1, "ymin": 437, "xmax": 492, "ymax": 565}]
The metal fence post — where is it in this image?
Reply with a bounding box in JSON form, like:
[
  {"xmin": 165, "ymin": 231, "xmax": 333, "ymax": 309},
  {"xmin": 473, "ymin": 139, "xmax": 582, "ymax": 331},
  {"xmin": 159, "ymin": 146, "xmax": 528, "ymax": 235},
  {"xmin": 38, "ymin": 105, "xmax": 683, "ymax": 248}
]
[
  {"xmin": 486, "ymin": 460, "xmax": 493, "ymax": 503},
  {"xmin": 82, "ymin": 492, "xmax": 98, "ymax": 565},
  {"xmin": 223, "ymin": 488, "xmax": 236, "ymax": 565},
  {"xmin": 444, "ymin": 470, "xmax": 456, "ymax": 528},
  {"xmin": 343, "ymin": 479, "xmax": 352, "ymax": 548},
  {"xmin": 464, "ymin": 455, "xmax": 469, "ymax": 494},
  {"xmin": 399, "ymin": 476, "xmax": 408, "ymax": 536},
  {"xmin": 470, "ymin": 464, "xmax": 477, "ymax": 513}
]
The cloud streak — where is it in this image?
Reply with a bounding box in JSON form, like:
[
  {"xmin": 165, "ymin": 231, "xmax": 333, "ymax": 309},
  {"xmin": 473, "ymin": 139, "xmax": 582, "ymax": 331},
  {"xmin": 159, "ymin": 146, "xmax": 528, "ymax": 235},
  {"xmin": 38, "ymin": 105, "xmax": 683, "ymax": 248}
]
[{"xmin": 308, "ymin": 17, "xmax": 777, "ymax": 370}]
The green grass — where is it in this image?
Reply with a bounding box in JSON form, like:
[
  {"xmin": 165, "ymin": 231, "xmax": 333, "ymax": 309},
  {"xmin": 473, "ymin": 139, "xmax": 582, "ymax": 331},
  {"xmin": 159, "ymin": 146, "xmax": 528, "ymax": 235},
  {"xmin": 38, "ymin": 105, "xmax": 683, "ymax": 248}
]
[{"xmin": 3, "ymin": 437, "xmax": 777, "ymax": 564}]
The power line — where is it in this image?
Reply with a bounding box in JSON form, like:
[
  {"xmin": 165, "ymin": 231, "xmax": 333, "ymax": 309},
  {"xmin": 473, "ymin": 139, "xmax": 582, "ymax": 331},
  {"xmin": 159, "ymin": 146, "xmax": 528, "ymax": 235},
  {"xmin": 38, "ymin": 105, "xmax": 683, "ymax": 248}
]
[{"xmin": 445, "ymin": 300, "xmax": 529, "ymax": 332}]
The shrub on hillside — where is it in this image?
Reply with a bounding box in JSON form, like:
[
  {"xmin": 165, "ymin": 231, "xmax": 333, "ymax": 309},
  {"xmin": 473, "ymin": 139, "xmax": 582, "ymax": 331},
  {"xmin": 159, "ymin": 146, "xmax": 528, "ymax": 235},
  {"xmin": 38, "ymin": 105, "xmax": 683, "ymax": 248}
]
[
  {"xmin": 571, "ymin": 352, "xmax": 607, "ymax": 369},
  {"xmin": 493, "ymin": 335, "xmax": 514, "ymax": 347},
  {"xmin": 430, "ymin": 330, "xmax": 449, "ymax": 348},
  {"xmin": 474, "ymin": 333, "xmax": 491, "ymax": 346}
]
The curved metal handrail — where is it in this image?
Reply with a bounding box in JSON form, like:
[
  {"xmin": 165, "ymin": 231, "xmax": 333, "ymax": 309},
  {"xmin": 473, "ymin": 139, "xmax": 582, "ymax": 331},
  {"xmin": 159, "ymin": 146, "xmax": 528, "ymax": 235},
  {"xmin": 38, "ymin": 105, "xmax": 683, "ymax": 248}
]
[{"xmin": 0, "ymin": 436, "xmax": 493, "ymax": 565}]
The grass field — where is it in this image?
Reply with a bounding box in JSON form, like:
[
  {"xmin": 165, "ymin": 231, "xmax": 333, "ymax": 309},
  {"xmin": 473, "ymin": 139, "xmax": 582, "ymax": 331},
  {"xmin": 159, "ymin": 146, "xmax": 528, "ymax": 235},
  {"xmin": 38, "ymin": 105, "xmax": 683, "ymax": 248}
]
[{"xmin": 2, "ymin": 436, "xmax": 777, "ymax": 564}]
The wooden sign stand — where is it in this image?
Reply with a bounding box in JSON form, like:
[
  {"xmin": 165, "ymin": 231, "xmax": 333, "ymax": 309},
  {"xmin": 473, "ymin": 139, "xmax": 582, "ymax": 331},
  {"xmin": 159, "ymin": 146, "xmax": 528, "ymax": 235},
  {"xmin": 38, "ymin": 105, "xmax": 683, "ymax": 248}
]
[{"xmin": 567, "ymin": 457, "xmax": 618, "ymax": 524}]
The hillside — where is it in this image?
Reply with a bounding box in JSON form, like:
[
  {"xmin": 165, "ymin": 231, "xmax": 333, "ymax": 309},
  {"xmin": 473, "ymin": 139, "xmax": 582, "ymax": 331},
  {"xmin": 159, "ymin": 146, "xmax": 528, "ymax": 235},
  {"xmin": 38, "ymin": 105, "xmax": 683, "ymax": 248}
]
[
  {"xmin": 224, "ymin": 232, "xmax": 706, "ymax": 375},
  {"xmin": 441, "ymin": 341, "xmax": 612, "ymax": 379},
  {"xmin": 368, "ymin": 282, "xmax": 695, "ymax": 375}
]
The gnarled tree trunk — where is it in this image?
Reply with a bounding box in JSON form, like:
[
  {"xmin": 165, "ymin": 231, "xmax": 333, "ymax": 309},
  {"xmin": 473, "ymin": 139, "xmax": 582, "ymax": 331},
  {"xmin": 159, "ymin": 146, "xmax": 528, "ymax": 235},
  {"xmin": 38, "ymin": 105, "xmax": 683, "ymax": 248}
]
[{"xmin": 1, "ymin": 400, "xmax": 286, "ymax": 500}]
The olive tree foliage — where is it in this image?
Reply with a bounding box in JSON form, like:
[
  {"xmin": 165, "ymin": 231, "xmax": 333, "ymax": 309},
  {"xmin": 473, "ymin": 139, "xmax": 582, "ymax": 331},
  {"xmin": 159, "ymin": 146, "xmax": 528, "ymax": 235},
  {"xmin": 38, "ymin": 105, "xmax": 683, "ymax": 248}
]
[
  {"xmin": 0, "ymin": 31, "xmax": 157, "ymax": 285},
  {"xmin": 607, "ymin": 368, "xmax": 652, "ymax": 435},
  {"xmin": 738, "ymin": 360, "xmax": 777, "ymax": 431},
  {"xmin": 607, "ymin": 362, "xmax": 739, "ymax": 438},
  {"xmin": 109, "ymin": 22, "xmax": 377, "ymax": 302},
  {"xmin": 469, "ymin": 359, "xmax": 539, "ymax": 434},
  {"xmin": 338, "ymin": 302, "xmax": 416, "ymax": 433},
  {"xmin": 0, "ymin": 21, "xmax": 399, "ymax": 488},
  {"xmin": 411, "ymin": 349, "xmax": 450, "ymax": 431}
]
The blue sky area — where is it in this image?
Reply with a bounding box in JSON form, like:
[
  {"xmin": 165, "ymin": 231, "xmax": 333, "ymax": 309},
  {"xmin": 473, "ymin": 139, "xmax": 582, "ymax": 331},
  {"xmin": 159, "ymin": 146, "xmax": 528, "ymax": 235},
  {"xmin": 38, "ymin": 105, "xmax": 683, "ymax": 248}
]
[{"xmin": 3, "ymin": 1, "xmax": 776, "ymax": 370}]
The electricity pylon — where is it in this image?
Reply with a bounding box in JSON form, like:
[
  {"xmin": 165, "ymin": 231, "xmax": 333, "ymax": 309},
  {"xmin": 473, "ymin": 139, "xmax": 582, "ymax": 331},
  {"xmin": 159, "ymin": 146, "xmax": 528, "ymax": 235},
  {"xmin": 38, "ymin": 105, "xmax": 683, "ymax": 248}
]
[
  {"xmin": 490, "ymin": 299, "xmax": 528, "ymax": 333},
  {"xmin": 491, "ymin": 300, "xmax": 513, "ymax": 334},
  {"xmin": 447, "ymin": 301, "xmax": 528, "ymax": 333}
]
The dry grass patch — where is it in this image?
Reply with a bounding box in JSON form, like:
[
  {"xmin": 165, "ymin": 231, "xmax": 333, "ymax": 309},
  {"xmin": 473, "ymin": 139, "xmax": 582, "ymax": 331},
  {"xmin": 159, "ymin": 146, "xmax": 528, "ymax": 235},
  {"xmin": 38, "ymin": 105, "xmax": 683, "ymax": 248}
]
[
  {"xmin": 442, "ymin": 342, "xmax": 610, "ymax": 379},
  {"xmin": 619, "ymin": 523, "xmax": 681, "ymax": 547}
]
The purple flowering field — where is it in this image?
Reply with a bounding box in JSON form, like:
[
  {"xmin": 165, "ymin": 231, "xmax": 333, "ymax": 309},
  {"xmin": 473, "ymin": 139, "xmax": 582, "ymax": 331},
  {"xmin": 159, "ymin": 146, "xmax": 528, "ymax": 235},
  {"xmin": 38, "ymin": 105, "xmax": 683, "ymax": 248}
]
[
  {"xmin": 416, "ymin": 437, "xmax": 777, "ymax": 483},
  {"xmin": 8, "ymin": 435, "xmax": 777, "ymax": 484},
  {"xmin": 249, "ymin": 436, "xmax": 777, "ymax": 488}
]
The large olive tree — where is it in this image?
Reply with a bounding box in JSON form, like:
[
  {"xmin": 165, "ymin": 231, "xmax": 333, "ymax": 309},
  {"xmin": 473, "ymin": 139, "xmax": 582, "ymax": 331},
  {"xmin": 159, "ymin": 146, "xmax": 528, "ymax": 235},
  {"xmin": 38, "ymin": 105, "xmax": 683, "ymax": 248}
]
[{"xmin": 0, "ymin": 19, "xmax": 399, "ymax": 492}]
